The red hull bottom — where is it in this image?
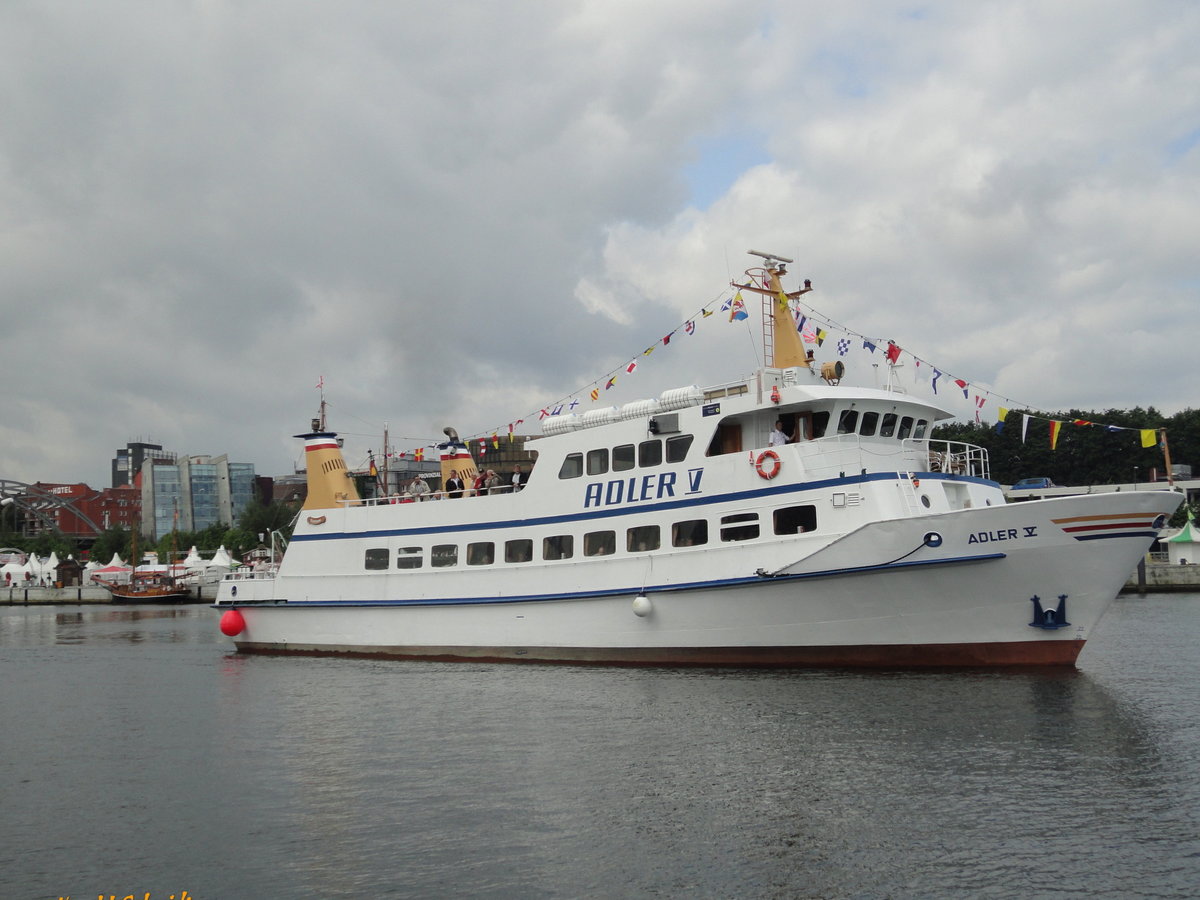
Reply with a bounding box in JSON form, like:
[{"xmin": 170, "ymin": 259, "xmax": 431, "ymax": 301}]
[{"xmin": 232, "ymin": 639, "xmax": 1087, "ymax": 668}]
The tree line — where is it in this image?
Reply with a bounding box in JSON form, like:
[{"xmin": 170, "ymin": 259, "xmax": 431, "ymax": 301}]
[
  {"xmin": 933, "ymin": 405, "xmax": 1198, "ymax": 524},
  {"xmin": 932, "ymin": 405, "xmax": 1197, "ymax": 486}
]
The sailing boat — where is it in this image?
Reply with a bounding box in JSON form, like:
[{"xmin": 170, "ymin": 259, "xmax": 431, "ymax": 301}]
[{"xmin": 96, "ymin": 513, "xmax": 192, "ymax": 604}]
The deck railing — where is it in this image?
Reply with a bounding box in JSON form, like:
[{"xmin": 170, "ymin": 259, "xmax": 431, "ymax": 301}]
[
  {"xmin": 786, "ymin": 435, "xmax": 990, "ymax": 482},
  {"xmin": 345, "ymin": 483, "xmax": 523, "ymax": 508},
  {"xmin": 911, "ymin": 439, "xmax": 991, "ymax": 480}
]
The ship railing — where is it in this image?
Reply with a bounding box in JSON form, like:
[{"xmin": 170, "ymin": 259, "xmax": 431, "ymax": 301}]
[
  {"xmin": 222, "ymin": 568, "xmax": 278, "ymax": 582},
  {"xmin": 906, "ymin": 438, "xmax": 991, "ymax": 480},
  {"xmin": 349, "ymin": 484, "xmax": 524, "ymax": 507},
  {"xmin": 782, "ymin": 435, "xmax": 989, "ymax": 482}
]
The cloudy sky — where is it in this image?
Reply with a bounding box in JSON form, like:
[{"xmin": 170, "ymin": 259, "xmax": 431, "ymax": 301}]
[{"xmin": 3, "ymin": 1, "xmax": 1197, "ymax": 489}]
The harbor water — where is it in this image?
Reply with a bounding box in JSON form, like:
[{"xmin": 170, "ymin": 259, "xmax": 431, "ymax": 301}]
[{"xmin": 2, "ymin": 595, "xmax": 1198, "ymax": 899}]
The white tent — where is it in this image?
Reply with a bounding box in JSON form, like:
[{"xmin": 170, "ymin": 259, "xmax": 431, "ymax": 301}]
[
  {"xmin": 208, "ymin": 545, "xmax": 236, "ymax": 569},
  {"xmin": 45, "ymin": 551, "xmax": 60, "ymax": 582}
]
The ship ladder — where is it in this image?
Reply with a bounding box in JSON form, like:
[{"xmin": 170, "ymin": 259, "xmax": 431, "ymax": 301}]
[{"xmin": 899, "ymin": 472, "xmax": 923, "ymax": 516}]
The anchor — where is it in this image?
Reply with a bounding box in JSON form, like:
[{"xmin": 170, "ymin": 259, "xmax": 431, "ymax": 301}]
[{"xmin": 1029, "ymin": 594, "xmax": 1071, "ymax": 629}]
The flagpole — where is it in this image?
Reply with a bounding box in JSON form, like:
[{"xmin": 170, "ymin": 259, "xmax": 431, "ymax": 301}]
[{"xmin": 1160, "ymin": 429, "xmax": 1174, "ymax": 487}]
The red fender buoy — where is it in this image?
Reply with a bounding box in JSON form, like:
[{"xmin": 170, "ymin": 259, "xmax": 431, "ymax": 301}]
[{"xmin": 219, "ymin": 609, "xmax": 246, "ymax": 637}]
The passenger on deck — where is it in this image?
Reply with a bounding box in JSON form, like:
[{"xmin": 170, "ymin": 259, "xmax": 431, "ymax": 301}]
[
  {"xmin": 484, "ymin": 469, "xmax": 502, "ymax": 494},
  {"xmin": 511, "ymin": 464, "xmax": 525, "ymax": 492},
  {"xmin": 406, "ymin": 477, "xmax": 430, "ymax": 501},
  {"xmin": 769, "ymin": 420, "xmax": 793, "ymax": 446},
  {"xmin": 445, "ymin": 470, "xmax": 465, "ymax": 499}
]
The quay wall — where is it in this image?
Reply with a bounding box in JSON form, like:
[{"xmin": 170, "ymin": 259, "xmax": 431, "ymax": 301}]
[
  {"xmin": 3, "ymin": 585, "xmax": 213, "ymax": 605},
  {"xmin": 1123, "ymin": 564, "xmax": 1200, "ymax": 594}
]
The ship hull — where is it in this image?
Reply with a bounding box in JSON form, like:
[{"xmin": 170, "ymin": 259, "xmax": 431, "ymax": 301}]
[
  {"xmin": 216, "ymin": 357, "xmax": 1182, "ymax": 669},
  {"xmin": 228, "ymin": 638, "xmax": 1085, "ymax": 668},
  {"xmin": 219, "ymin": 490, "xmax": 1173, "ymax": 667}
]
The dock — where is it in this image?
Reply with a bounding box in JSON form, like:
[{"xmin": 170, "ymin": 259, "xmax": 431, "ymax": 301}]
[{"xmin": 3, "ymin": 585, "xmax": 213, "ymax": 605}]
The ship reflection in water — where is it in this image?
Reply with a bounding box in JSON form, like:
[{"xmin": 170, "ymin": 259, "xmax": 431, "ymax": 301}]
[{"xmin": 2, "ymin": 596, "xmax": 1198, "ymax": 898}]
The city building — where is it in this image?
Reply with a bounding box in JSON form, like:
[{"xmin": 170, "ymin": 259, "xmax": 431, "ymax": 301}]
[
  {"xmin": 138, "ymin": 455, "xmax": 257, "ymax": 541},
  {"xmin": 16, "ymin": 482, "xmax": 138, "ymax": 538},
  {"xmin": 111, "ymin": 441, "xmax": 175, "ymax": 488}
]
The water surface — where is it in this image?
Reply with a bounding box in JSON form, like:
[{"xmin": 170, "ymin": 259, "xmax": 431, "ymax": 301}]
[{"xmin": 2, "ymin": 596, "xmax": 1198, "ymax": 898}]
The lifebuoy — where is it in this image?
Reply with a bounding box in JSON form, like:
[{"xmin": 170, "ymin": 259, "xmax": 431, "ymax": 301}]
[{"xmin": 755, "ymin": 449, "xmax": 782, "ymax": 479}]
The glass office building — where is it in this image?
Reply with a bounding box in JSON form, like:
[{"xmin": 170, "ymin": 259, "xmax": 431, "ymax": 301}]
[{"xmin": 139, "ymin": 455, "xmax": 257, "ymax": 541}]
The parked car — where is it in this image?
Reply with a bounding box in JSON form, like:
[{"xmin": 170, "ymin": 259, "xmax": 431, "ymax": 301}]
[{"xmin": 1011, "ymin": 477, "xmax": 1056, "ymax": 489}]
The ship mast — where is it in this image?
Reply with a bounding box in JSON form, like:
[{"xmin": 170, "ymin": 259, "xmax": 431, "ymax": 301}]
[
  {"xmin": 315, "ymin": 376, "xmax": 328, "ymax": 431},
  {"xmin": 733, "ymin": 250, "xmax": 813, "ymax": 368}
]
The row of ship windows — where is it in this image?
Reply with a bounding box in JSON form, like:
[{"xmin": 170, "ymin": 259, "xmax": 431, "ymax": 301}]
[
  {"xmin": 837, "ymin": 411, "xmax": 930, "ymax": 440},
  {"xmin": 362, "ymin": 505, "xmax": 819, "ymax": 570},
  {"xmin": 558, "ymin": 435, "xmax": 694, "ymax": 479},
  {"xmin": 555, "ymin": 412, "xmax": 931, "ymax": 481}
]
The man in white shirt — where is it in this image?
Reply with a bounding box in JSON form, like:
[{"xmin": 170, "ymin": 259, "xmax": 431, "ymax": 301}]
[{"xmin": 769, "ymin": 420, "xmax": 792, "ymax": 446}]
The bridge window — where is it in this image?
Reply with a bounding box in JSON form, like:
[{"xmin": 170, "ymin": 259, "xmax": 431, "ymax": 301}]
[
  {"xmin": 837, "ymin": 410, "xmax": 859, "ymax": 434},
  {"xmin": 897, "ymin": 416, "xmax": 914, "ymax": 439},
  {"xmin": 613, "ymin": 444, "xmax": 635, "ymax": 471},
  {"xmin": 666, "ymin": 434, "xmax": 693, "ymax": 463},
  {"xmin": 880, "ymin": 413, "xmax": 898, "ymax": 438},
  {"xmin": 858, "ymin": 412, "xmax": 879, "ymax": 436},
  {"xmin": 586, "ymin": 448, "xmax": 609, "ymax": 476},
  {"xmin": 638, "ymin": 439, "xmax": 662, "ymax": 467},
  {"xmin": 559, "ymin": 454, "xmax": 583, "ymax": 479}
]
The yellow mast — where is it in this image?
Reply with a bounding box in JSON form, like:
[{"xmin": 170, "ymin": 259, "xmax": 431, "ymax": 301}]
[
  {"xmin": 732, "ymin": 250, "xmax": 814, "ymax": 368},
  {"xmin": 765, "ymin": 265, "xmax": 810, "ymax": 369}
]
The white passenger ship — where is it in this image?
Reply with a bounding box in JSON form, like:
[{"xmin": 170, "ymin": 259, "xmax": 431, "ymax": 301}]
[{"xmin": 215, "ymin": 252, "xmax": 1181, "ymax": 666}]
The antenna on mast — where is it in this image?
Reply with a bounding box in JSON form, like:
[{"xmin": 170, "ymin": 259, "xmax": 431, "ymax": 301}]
[
  {"xmin": 313, "ymin": 375, "xmax": 328, "ymax": 432},
  {"xmin": 747, "ymin": 249, "xmax": 794, "ymax": 266}
]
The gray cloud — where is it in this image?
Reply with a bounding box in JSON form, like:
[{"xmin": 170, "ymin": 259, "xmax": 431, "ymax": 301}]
[{"xmin": 2, "ymin": 1, "xmax": 1197, "ymax": 488}]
